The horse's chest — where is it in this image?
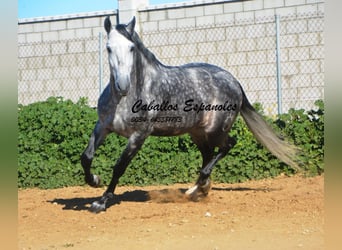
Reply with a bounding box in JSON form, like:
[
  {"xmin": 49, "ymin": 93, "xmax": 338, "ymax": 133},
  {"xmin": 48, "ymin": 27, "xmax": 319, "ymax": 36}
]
[
  {"xmin": 111, "ymin": 116, "xmax": 131, "ymax": 138},
  {"xmin": 110, "ymin": 103, "xmax": 136, "ymax": 137}
]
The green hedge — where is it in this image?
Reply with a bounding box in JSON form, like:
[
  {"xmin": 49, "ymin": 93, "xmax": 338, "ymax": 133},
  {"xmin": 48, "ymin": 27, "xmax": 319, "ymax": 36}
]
[{"xmin": 18, "ymin": 97, "xmax": 324, "ymax": 189}]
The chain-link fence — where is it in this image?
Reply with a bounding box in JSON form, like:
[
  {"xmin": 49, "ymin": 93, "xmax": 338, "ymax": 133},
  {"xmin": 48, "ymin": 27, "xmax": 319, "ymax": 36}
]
[
  {"xmin": 18, "ymin": 35, "xmax": 109, "ymax": 107},
  {"xmin": 18, "ymin": 11, "xmax": 324, "ymax": 115},
  {"xmin": 279, "ymin": 13, "xmax": 324, "ymax": 113}
]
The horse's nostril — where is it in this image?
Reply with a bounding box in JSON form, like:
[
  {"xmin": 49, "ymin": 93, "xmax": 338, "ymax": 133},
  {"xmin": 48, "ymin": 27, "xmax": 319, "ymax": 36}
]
[{"xmin": 115, "ymin": 81, "xmax": 129, "ymax": 96}]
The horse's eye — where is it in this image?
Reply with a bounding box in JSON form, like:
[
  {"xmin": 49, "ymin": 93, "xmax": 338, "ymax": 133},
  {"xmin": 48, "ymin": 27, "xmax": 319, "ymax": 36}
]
[
  {"xmin": 107, "ymin": 47, "xmax": 112, "ymax": 53},
  {"xmin": 130, "ymin": 46, "xmax": 134, "ymax": 52}
]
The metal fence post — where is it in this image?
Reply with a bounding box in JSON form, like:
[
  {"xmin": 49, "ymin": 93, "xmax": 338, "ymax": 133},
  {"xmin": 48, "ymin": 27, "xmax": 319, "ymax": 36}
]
[
  {"xmin": 99, "ymin": 32, "xmax": 103, "ymax": 96},
  {"xmin": 275, "ymin": 14, "xmax": 282, "ymax": 115},
  {"xmin": 116, "ymin": 9, "xmax": 120, "ymax": 24}
]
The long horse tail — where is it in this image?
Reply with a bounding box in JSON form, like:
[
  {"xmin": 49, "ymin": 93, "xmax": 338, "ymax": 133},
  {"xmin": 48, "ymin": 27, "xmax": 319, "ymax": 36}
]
[{"xmin": 239, "ymin": 87, "xmax": 301, "ymax": 171}]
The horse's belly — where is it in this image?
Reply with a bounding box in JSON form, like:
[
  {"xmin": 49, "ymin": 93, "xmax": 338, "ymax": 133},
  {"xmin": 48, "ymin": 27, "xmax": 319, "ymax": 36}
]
[
  {"xmin": 151, "ymin": 127, "xmax": 187, "ymax": 136},
  {"xmin": 150, "ymin": 115, "xmax": 201, "ymax": 136}
]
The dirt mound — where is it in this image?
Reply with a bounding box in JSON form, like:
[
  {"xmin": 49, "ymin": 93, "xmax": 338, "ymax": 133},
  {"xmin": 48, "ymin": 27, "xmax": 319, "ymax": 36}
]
[{"xmin": 18, "ymin": 175, "xmax": 324, "ymax": 250}]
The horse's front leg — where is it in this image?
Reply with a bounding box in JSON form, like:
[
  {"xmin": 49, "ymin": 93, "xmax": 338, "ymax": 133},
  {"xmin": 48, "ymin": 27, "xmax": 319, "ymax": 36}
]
[
  {"xmin": 90, "ymin": 132, "xmax": 148, "ymax": 213},
  {"xmin": 81, "ymin": 121, "xmax": 109, "ymax": 187}
]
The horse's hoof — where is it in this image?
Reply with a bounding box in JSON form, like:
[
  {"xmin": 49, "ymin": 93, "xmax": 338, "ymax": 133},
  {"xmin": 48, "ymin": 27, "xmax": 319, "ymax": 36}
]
[
  {"xmin": 185, "ymin": 185, "xmax": 200, "ymax": 201},
  {"xmin": 198, "ymin": 179, "xmax": 212, "ymax": 195},
  {"xmin": 185, "ymin": 179, "xmax": 211, "ymax": 201},
  {"xmin": 89, "ymin": 200, "xmax": 106, "ymax": 213},
  {"xmin": 185, "ymin": 185, "xmax": 198, "ymax": 195},
  {"xmin": 89, "ymin": 174, "xmax": 101, "ymax": 188}
]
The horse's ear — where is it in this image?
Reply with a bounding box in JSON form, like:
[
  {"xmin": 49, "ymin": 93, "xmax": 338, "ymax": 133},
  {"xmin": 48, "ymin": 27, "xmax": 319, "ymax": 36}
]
[
  {"xmin": 104, "ymin": 16, "xmax": 112, "ymax": 34},
  {"xmin": 126, "ymin": 16, "xmax": 136, "ymax": 36}
]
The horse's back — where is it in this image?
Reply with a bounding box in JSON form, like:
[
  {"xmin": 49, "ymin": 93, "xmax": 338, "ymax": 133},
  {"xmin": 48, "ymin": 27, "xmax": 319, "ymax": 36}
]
[{"xmin": 179, "ymin": 62, "xmax": 243, "ymax": 101}]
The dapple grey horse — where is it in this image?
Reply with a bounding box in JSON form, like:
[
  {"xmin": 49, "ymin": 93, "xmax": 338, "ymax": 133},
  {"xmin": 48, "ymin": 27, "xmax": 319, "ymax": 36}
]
[{"xmin": 81, "ymin": 16, "xmax": 299, "ymax": 213}]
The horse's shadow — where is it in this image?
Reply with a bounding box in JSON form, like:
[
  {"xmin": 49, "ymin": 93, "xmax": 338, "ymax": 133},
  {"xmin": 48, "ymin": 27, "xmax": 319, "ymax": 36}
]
[
  {"xmin": 49, "ymin": 189, "xmax": 149, "ymax": 211},
  {"xmin": 48, "ymin": 186, "xmax": 277, "ymax": 212},
  {"xmin": 211, "ymin": 186, "xmax": 277, "ymax": 192}
]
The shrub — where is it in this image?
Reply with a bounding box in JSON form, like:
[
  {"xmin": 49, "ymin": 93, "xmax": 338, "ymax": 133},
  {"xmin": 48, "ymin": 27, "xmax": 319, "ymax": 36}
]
[
  {"xmin": 274, "ymin": 100, "xmax": 324, "ymax": 176},
  {"xmin": 18, "ymin": 97, "xmax": 324, "ymax": 189},
  {"xmin": 18, "ymin": 97, "xmax": 97, "ymax": 188}
]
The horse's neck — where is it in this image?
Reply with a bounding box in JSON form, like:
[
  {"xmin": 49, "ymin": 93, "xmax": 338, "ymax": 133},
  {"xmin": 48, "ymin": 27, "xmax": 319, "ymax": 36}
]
[
  {"xmin": 132, "ymin": 42, "xmax": 169, "ymax": 92},
  {"xmin": 138, "ymin": 53, "xmax": 161, "ymax": 80}
]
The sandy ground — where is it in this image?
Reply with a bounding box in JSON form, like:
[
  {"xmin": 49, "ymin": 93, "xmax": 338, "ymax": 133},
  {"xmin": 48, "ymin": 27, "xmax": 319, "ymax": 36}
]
[{"xmin": 18, "ymin": 175, "xmax": 323, "ymax": 250}]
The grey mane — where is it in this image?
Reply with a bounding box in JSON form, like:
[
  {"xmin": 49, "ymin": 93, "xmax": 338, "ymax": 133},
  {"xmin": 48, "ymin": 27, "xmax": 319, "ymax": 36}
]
[{"xmin": 115, "ymin": 24, "xmax": 162, "ymax": 67}]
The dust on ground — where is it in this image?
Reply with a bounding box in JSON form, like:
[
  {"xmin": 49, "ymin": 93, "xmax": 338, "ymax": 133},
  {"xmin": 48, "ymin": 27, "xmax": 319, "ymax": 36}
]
[{"xmin": 18, "ymin": 175, "xmax": 324, "ymax": 250}]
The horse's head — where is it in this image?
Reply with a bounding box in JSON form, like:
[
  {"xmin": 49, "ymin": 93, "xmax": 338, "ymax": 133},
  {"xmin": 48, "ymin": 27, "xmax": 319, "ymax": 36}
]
[{"xmin": 104, "ymin": 16, "xmax": 136, "ymax": 96}]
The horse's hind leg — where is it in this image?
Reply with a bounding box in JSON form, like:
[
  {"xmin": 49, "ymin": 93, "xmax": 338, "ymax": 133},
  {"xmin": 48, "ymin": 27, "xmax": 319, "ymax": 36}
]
[
  {"xmin": 198, "ymin": 135, "xmax": 236, "ymax": 187},
  {"xmin": 187, "ymin": 134, "xmax": 236, "ymax": 198},
  {"xmin": 81, "ymin": 121, "xmax": 109, "ymax": 187},
  {"xmin": 185, "ymin": 134, "xmax": 216, "ymax": 198},
  {"xmin": 186, "ymin": 136, "xmax": 214, "ymax": 197}
]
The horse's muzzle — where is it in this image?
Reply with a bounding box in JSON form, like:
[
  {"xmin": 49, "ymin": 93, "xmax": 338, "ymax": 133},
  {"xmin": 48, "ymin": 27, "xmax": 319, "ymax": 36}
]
[{"xmin": 115, "ymin": 77, "xmax": 130, "ymax": 96}]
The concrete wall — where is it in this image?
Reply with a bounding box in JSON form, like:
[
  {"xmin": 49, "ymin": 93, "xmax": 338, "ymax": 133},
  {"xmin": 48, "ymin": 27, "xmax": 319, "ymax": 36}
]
[
  {"xmin": 18, "ymin": 0, "xmax": 324, "ymax": 115},
  {"xmin": 18, "ymin": 10, "xmax": 117, "ymax": 105}
]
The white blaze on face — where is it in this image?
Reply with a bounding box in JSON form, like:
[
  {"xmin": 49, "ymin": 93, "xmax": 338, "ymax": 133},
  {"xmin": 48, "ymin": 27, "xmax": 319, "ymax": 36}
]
[{"xmin": 107, "ymin": 29, "xmax": 135, "ymax": 95}]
